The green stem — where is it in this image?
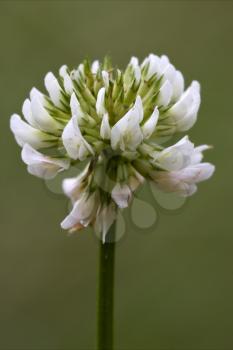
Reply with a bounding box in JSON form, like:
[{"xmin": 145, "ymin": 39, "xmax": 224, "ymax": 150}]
[{"xmin": 97, "ymin": 222, "xmax": 116, "ymax": 350}]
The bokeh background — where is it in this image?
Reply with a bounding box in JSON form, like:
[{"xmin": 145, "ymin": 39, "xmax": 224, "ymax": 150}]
[{"xmin": 0, "ymin": 1, "xmax": 232, "ymax": 349}]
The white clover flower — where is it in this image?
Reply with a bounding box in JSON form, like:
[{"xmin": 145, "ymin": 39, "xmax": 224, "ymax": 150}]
[
  {"xmin": 61, "ymin": 190, "xmax": 100, "ymax": 231},
  {"xmin": 62, "ymin": 113, "xmax": 94, "ymax": 161},
  {"xmin": 62, "ymin": 162, "xmax": 92, "ymax": 203},
  {"xmin": 111, "ymin": 96, "xmax": 143, "ymax": 151},
  {"xmin": 21, "ymin": 144, "xmax": 70, "ymax": 179},
  {"xmin": 10, "ymin": 54, "xmax": 215, "ymax": 241},
  {"xmin": 94, "ymin": 202, "xmax": 117, "ymax": 243},
  {"xmin": 111, "ymin": 182, "xmax": 132, "ymax": 209},
  {"xmin": 151, "ymin": 163, "xmax": 214, "ymax": 197}
]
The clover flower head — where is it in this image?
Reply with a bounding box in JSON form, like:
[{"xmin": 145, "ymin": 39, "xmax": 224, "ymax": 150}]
[{"xmin": 10, "ymin": 54, "xmax": 215, "ymax": 242}]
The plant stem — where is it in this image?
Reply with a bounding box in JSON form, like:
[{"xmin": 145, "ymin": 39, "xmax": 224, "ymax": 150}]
[{"xmin": 97, "ymin": 222, "xmax": 116, "ymax": 350}]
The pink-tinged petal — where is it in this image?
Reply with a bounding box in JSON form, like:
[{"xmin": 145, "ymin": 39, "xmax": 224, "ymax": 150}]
[{"xmin": 111, "ymin": 183, "xmax": 132, "ymax": 208}]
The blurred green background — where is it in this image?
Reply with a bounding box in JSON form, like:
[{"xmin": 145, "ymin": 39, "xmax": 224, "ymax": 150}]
[{"xmin": 0, "ymin": 1, "xmax": 232, "ymax": 349}]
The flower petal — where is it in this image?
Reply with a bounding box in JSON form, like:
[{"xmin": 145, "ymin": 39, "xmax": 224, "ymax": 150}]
[
  {"xmin": 62, "ymin": 114, "xmax": 94, "ymax": 160},
  {"xmin": 111, "ymin": 183, "xmax": 132, "ymax": 208},
  {"xmin": 168, "ymin": 81, "xmax": 201, "ymax": 131},
  {"xmin": 151, "ymin": 162, "xmax": 215, "ymax": 197},
  {"xmin": 44, "ymin": 72, "xmax": 63, "ymax": 108},
  {"xmin": 30, "ymin": 87, "xmax": 44, "ymax": 102},
  {"xmin": 162, "ymin": 63, "xmax": 176, "ymax": 82},
  {"xmin": 62, "ymin": 163, "xmax": 91, "ymax": 202},
  {"xmin": 31, "ymin": 96, "xmax": 62, "ymax": 134},
  {"xmin": 134, "ymin": 95, "xmax": 144, "ymax": 123},
  {"xmin": 70, "ymin": 92, "xmax": 86, "ymax": 124},
  {"xmin": 96, "ymin": 87, "xmax": 106, "ymax": 117},
  {"xmin": 155, "ymin": 136, "xmax": 194, "ymax": 171},
  {"xmin": 100, "ymin": 113, "xmax": 111, "ymax": 140},
  {"xmin": 64, "ymin": 75, "xmax": 74, "ymax": 95},
  {"xmin": 130, "ymin": 56, "xmax": 141, "ymax": 85},
  {"xmin": 91, "ymin": 60, "xmax": 100, "ymax": 74},
  {"xmin": 59, "ymin": 65, "xmax": 74, "ymax": 95},
  {"xmin": 10, "ymin": 114, "xmax": 57, "ymax": 149},
  {"xmin": 102, "ymin": 71, "xmax": 109, "ymax": 91},
  {"xmin": 141, "ymin": 106, "xmax": 159, "ymax": 139},
  {"xmin": 22, "ymin": 99, "xmax": 38, "ymax": 128},
  {"xmin": 159, "ymin": 55, "xmax": 170, "ymax": 71},
  {"xmin": 21, "ymin": 144, "xmax": 69, "ymax": 179},
  {"xmin": 144, "ymin": 54, "xmax": 161, "ymax": 80},
  {"xmin": 157, "ymin": 80, "xmax": 173, "ymax": 106},
  {"xmin": 190, "ymin": 144, "xmax": 211, "ymax": 165},
  {"xmin": 94, "ymin": 202, "xmax": 117, "ymax": 243},
  {"xmin": 111, "ymin": 96, "xmax": 143, "ymax": 151},
  {"xmin": 171, "ymin": 71, "xmax": 184, "ymax": 101},
  {"xmin": 59, "ymin": 65, "xmax": 68, "ymax": 78},
  {"xmin": 61, "ymin": 191, "xmax": 98, "ymax": 230}
]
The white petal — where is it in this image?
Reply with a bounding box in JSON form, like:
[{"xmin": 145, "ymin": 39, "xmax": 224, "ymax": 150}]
[
  {"xmin": 190, "ymin": 145, "xmax": 210, "ymax": 164},
  {"xmin": 31, "ymin": 96, "xmax": 62, "ymax": 134},
  {"xmin": 145, "ymin": 54, "xmax": 161, "ymax": 80},
  {"xmin": 111, "ymin": 183, "xmax": 132, "ymax": 208},
  {"xmin": 63, "ymin": 178, "xmax": 81, "ymax": 199},
  {"xmin": 141, "ymin": 107, "xmax": 159, "ymax": 139},
  {"xmin": 30, "ymin": 87, "xmax": 44, "ymax": 102},
  {"xmin": 62, "ymin": 115, "xmax": 93, "ymax": 160},
  {"xmin": 111, "ymin": 97, "xmax": 143, "ymax": 151},
  {"xmin": 100, "ymin": 113, "xmax": 111, "ymax": 140},
  {"xmin": 130, "ymin": 56, "xmax": 141, "ymax": 84},
  {"xmin": 94, "ymin": 203, "xmax": 117, "ymax": 243},
  {"xmin": 91, "ymin": 60, "xmax": 99, "ymax": 74},
  {"xmin": 102, "ymin": 70, "xmax": 109, "ymax": 91},
  {"xmin": 61, "ymin": 205, "xmax": 82, "ymax": 230},
  {"xmin": 168, "ymin": 81, "xmax": 201, "ymax": 131},
  {"xmin": 134, "ymin": 95, "xmax": 144, "ymax": 122},
  {"xmin": 152, "ymin": 162, "xmax": 215, "ymax": 196},
  {"xmin": 22, "ymin": 99, "xmax": 38, "ymax": 128},
  {"xmin": 155, "ymin": 136, "xmax": 194, "ymax": 171},
  {"xmin": 192, "ymin": 80, "xmax": 200, "ymax": 93},
  {"xmin": 70, "ymin": 93, "xmax": 87, "ymax": 125},
  {"xmin": 141, "ymin": 56, "xmax": 149, "ymax": 69},
  {"xmin": 59, "ymin": 66, "xmax": 74, "ymax": 94},
  {"xmin": 171, "ymin": 71, "xmax": 184, "ymax": 101},
  {"xmin": 78, "ymin": 63, "xmax": 85, "ymax": 76},
  {"xmin": 169, "ymin": 83, "xmax": 195, "ymax": 117},
  {"xmin": 10, "ymin": 114, "xmax": 57, "ymax": 149},
  {"xmin": 61, "ymin": 192, "xmax": 98, "ymax": 230},
  {"xmin": 157, "ymin": 80, "xmax": 173, "ymax": 106},
  {"xmin": 162, "ymin": 63, "xmax": 176, "ymax": 82},
  {"xmin": 63, "ymin": 75, "xmax": 74, "ymax": 95},
  {"xmin": 44, "ymin": 72, "xmax": 63, "ymax": 107},
  {"xmin": 176, "ymin": 82, "xmax": 201, "ymax": 131},
  {"xmin": 70, "ymin": 93, "xmax": 81, "ymax": 117},
  {"xmin": 169, "ymin": 135, "xmax": 193, "ymax": 150},
  {"xmin": 59, "ymin": 65, "xmax": 68, "ymax": 78},
  {"xmin": 71, "ymin": 65, "xmax": 83, "ymax": 82},
  {"xmin": 62, "ymin": 165, "xmax": 90, "ymax": 202},
  {"xmin": 111, "ymin": 114, "xmax": 142, "ymax": 151},
  {"xmin": 70, "ymin": 93, "xmax": 79, "ymax": 115},
  {"xmin": 130, "ymin": 56, "xmax": 139, "ymax": 66},
  {"xmin": 21, "ymin": 144, "xmax": 69, "ymax": 179},
  {"xmin": 96, "ymin": 87, "xmax": 106, "ymax": 117},
  {"xmin": 159, "ymin": 55, "xmax": 170, "ymax": 70},
  {"xmin": 21, "ymin": 143, "xmax": 45, "ymax": 164}
]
